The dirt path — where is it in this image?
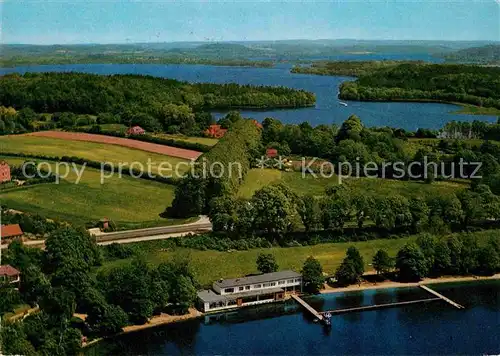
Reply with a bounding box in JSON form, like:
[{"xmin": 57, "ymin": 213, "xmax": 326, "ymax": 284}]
[{"xmin": 27, "ymin": 131, "xmax": 203, "ymax": 160}]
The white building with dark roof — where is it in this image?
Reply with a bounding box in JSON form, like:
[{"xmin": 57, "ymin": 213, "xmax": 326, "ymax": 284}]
[{"xmin": 197, "ymin": 270, "xmax": 302, "ymax": 313}]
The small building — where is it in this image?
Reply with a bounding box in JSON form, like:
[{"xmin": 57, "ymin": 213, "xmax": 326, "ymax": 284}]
[
  {"xmin": 197, "ymin": 270, "xmax": 302, "ymax": 313},
  {"xmin": 126, "ymin": 126, "xmax": 146, "ymax": 136},
  {"xmin": 99, "ymin": 218, "xmax": 110, "ymax": 230},
  {"xmin": 266, "ymin": 148, "xmax": 278, "ymax": 158},
  {"xmin": 1, "ymin": 224, "xmax": 24, "ymax": 243},
  {"xmin": 0, "ymin": 265, "xmax": 21, "ymax": 285},
  {"xmin": 0, "ymin": 161, "xmax": 11, "ymax": 183},
  {"xmin": 205, "ymin": 124, "xmax": 228, "ymax": 138},
  {"xmin": 252, "ymin": 120, "xmax": 263, "ymax": 129}
]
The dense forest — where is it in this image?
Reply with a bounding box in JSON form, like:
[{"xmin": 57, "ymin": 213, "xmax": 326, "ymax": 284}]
[
  {"xmin": 444, "ymin": 44, "xmax": 500, "ymax": 65},
  {"xmin": 291, "ymin": 60, "xmax": 422, "ymax": 77},
  {"xmin": 0, "ymin": 72, "xmax": 315, "ymax": 135},
  {"xmin": 339, "ymin": 63, "xmax": 500, "ymax": 110}
]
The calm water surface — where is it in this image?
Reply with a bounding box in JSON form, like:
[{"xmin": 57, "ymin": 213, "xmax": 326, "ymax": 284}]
[
  {"xmin": 1, "ymin": 63, "xmax": 497, "ymax": 130},
  {"xmin": 87, "ymin": 281, "xmax": 500, "ymax": 355}
]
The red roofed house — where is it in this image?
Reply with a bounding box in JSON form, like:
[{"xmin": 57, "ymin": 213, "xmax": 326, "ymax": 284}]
[
  {"xmin": 266, "ymin": 148, "xmax": 278, "ymax": 158},
  {"xmin": 0, "ymin": 265, "xmax": 21, "ymax": 285},
  {"xmin": 1, "ymin": 224, "xmax": 24, "ymax": 244},
  {"xmin": 205, "ymin": 124, "xmax": 228, "ymax": 138},
  {"xmin": 252, "ymin": 120, "xmax": 263, "ymax": 129},
  {"xmin": 126, "ymin": 126, "xmax": 146, "ymax": 136},
  {"xmin": 0, "ymin": 161, "xmax": 11, "ymax": 183}
]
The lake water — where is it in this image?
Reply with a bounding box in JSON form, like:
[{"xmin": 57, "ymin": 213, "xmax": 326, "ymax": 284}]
[
  {"xmin": 1, "ymin": 63, "xmax": 497, "ymax": 130},
  {"xmin": 86, "ymin": 280, "xmax": 500, "ymax": 355}
]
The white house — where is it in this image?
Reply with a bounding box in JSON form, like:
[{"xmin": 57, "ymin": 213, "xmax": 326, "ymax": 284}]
[{"xmin": 197, "ymin": 270, "xmax": 302, "ymax": 313}]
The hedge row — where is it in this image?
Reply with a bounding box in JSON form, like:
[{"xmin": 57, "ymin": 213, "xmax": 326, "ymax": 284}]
[
  {"xmin": 71, "ymin": 127, "xmax": 212, "ymax": 152},
  {"xmin": 1, "ymin": 152, "xmax": 179, "ymax": 185}
]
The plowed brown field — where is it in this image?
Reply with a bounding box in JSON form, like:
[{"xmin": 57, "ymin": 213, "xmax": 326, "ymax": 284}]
[{"xmin": 28, "ymin": 131, "xmax": 203, "ymax": 160}]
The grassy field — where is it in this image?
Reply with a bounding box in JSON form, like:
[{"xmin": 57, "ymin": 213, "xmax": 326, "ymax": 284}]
[
  {"xmin": 453, "ymin": 104, "xmax": 500, "ymax": 116},
  {"xmin": 97, "ymin": 229, "xmax": 498, "ymax": 286},
  {"xmin": 0, "ymin": 156, "xmax": 185, "ymax": 229},
  {"xmin": 0, "ymin": 135, "xmax": 190, "ymax": 176},
  {"xmin": 237, "ymin": 169, "xmax": 466, "ymax": 199},
  {"xmin": 154, "ymin": 133, "xmax": 219, "ymax": 146},
  {"xmin": 99, "ymin": 236, "xmax": 416, "ymax": 286}
]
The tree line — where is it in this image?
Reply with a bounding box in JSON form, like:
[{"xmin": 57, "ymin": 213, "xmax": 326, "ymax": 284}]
[
  {"xmin": 209, "ymin": 182, "xmax": 500, "ymax": 240},
  {"xmin": 167, "ymin": 117, "xmax": 262, "ymax": 217},
  {"xmin": 0, "ymin": 72, "xmax": 315, "ymax": 136},
  {"xmin": 262, "ymin": 115, "xmax": 500, "ymax": 181},
  {"xmin": 1, "ymin": 226, "xmax": 199, "ymax": 355},
  {"xmin": 277, "ymin": 231, "xmax": 500, "ymax": 294}
]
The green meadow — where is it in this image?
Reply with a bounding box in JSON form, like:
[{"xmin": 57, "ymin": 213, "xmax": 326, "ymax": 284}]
[
  {"xmin": 0, "ymin": 135, "xmax": 190, "ymax": 176},
  {"xmin": 98, "ymin": 230, "xmax": 498, "ymax": 286},
  {"xmin": 237, "ymin": 168, "xmax": 466, "ymax": 199},
  {"xmin": 0, "ymin": 156, "xmax": 184, "ymax": 229}
]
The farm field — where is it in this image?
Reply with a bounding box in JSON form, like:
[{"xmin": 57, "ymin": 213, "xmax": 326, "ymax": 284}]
[
  {"xmin": 82, "ymin": 123, "xmax": 219, "ymax": 146},
  {"xmin": 0, "ymin": 156, "xmax": 184, "ymax": 229},
  {"xmin": 26, "ymin": 131, "xmax": 202, "ymax": 159},
  {"xmin": 0, "ymin": 135, "xmax": 192, "ymax": 177},
  {"xmin": 237, "ymin": 168, "xmax": 467, "ymax": 199}
]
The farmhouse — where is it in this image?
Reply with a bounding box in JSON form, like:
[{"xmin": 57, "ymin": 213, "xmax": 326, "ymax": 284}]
[
  {"xmin": 205, "ymin": 124, "xmax": 228, "ymax": 138},
  {"xmin": 1, "ymin": 224, "xmax": 24, "ymax": 243},
  {"xmin": 197, "ymin": 270, "xmax": 302, "ymax": 313},
  {"xmin": 126, "ymin": 126, "xmax": 146, "ymax": 135},
  {"xmin": 266, "ymin": 148, "xmax": 278, "ymax": 158},
  {"xmin": 0, "ymin": 265, "xmax": 21, "ymax": 286},
  {"xmin": 0, "ymin": 161, "xmax": 11, "ymax": 183}
]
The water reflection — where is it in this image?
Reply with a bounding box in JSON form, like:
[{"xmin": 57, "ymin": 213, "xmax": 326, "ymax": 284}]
[{"xmin": 87, "ymin": 281, "xmax": 500, "ymax": 355}]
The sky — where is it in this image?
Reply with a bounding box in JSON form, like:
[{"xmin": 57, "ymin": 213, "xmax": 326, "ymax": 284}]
[{"xmin": 1, "ymin": 0, "xmax": 499, "ymax": 45}]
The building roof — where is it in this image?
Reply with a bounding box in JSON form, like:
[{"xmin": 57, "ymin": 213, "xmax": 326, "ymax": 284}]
[
  {"xmin": 127, "ymin": 126, "xmax": 145, "ymax": 133},
  {"xmin": 198, "ymin": 287, "xmax": 284, "ymax": 303},
  {"xmin": 1, "ymin": 224, "xmax": 23, "ymax": 238},
  {"xmin": 0, "ymin": 265, "xmax": 21, "ymax": 277},
  {"xmin": 214, "ymin": 270, "xmax": 301, "ymax": 289}
]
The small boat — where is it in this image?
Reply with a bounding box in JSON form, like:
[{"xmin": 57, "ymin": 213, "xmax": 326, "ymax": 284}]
[
  {"xmin": 338, "ymin": 101, "xmax": 348, "ymax": 107},
  {"xmin": 322, "ymin": 311, "xmax": 332, "ymax": 327}
]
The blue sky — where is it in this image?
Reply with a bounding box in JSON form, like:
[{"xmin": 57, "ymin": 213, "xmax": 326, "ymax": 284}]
[{"xmin": 2, "ymin": 0, "xmax": 499, "ymax": 44}]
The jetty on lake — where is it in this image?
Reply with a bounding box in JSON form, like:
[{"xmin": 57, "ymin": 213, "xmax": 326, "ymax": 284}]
[
  {"xmin": 419, "ymin": 284, "xmax": 465, "ymax": 309},
  {"xmin": 291, "ymin": 283, "xmax": 465, "ymax": 326},
  {"xmin": 291, "ymin": 294, "xmax": 323, "ymax": 322}
]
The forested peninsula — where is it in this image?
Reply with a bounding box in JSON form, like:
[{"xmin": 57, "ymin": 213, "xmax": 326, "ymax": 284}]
[
  {"xmin": 0, "ymin": 72, "xmax": 315, "ymax": 135},
  {"xmin": 291, "ymin": 61, "xmax": 422, "ymax": 77},
  {"xmin": 336, "ymin": 63, "xmax": 500, "ymax": 114}
]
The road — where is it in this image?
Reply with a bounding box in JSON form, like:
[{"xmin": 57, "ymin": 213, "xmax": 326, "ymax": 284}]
[{"xmin": 1, "ymin": 216, "xmax": 212, "ymax": 250}]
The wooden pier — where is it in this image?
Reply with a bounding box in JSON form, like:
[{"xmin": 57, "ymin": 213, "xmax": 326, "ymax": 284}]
[
  {"xmin": 291, "ymin": 294, "xmax": 323, "ymax": 321},
  {"xmin": 419, "ymin": 285, "xmax": 465, "ymax": 309},
  {"xmin": 319, "ymin": 297, "xmax": 440, "ymax": 315}
]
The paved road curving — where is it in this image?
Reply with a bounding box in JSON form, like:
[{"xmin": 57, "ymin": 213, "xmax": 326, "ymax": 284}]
[{"xmin": 0, "ymin": 216, "xmax": 212, "ymax": 249}]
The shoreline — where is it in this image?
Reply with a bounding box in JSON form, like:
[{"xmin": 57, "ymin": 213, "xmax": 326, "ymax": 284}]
[
  {"xmin": 83, "ymin": 274, "xmax": 499, "ymax": 349},
  {"xmin": 321, "ymin": 273, "xmax": 500, "ymax": 295},
  {"xmin": 82, "ymin": 308, "xmax": 203, "ymax": 348}
]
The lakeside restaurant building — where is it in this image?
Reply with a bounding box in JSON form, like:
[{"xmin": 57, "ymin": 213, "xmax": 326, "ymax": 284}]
[{"xmin": 197, "ymin": 270, "xmax": 303, "ymax": 313}]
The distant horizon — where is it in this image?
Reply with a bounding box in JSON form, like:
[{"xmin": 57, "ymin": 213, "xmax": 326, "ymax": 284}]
[
  {"xmin": 3, "ymin": 1, "xmax": 498, "ymax": 45},
  {"xmin": 3, "ymin": 38, "xmax": 499, "ymax": 47}
]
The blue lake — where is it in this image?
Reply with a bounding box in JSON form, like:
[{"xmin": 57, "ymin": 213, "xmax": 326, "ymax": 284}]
[
  {"xmin": 86, "ymin": 280, "xmax": 500, "ymax": 355},
  {"xmin": 1, "ymin": 63, "xmax": 497, "ymax": 130}
]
